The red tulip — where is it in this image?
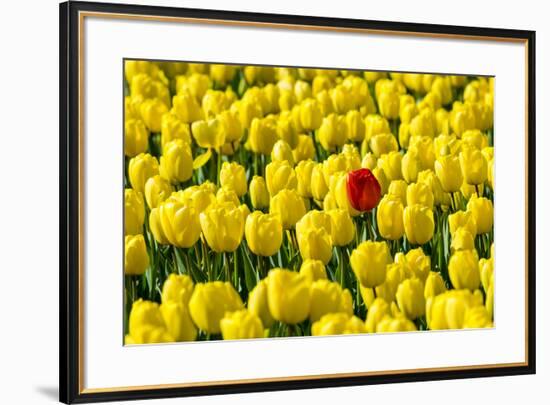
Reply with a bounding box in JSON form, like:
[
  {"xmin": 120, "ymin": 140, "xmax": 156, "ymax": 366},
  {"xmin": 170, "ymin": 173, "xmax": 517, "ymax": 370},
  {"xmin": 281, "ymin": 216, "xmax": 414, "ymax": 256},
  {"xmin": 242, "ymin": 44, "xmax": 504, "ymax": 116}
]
[{"xmin": 346, "ymin": 168, "xmax": 381, "ymax": 212}]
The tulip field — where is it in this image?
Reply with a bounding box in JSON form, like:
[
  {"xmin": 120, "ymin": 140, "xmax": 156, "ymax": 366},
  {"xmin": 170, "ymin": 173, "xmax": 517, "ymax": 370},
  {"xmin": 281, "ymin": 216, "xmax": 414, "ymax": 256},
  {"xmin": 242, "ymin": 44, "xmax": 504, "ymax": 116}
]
[{"xmin": 124, "ymin": 60, "xmax": 495, "ymax": 344}]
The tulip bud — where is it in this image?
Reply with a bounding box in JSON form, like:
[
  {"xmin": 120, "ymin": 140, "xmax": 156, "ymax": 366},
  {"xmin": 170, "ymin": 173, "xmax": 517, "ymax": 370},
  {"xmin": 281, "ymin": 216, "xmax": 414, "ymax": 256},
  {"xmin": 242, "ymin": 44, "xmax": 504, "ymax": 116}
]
[
  {"xmin": 159, "ymin": 139, "xmax": 193, "ymax": 184},
  {"xmin": 247, "ymin": 279, "xmax": 274, "ymax": 328},
  {"xmin": 345, "ymin": 110, "xmax": 366, "ymax": 142},
  {"xmin": 317, "ymin": 114, "xmax": 347, "ymax": 152},
  {"xmin": 451, "ymin": 227, "xmax": 475, "ymax": 252},
  {"xmin": 160, "ymin": 301, "xmax": 197, "ymax": 342},
  {"xmin": 191, "ymin": 118, "xmax": 225, "ymax": 150},
  {"xmin": 249, "ymin": 176, "xmax": 269, "ymax": 210},
  {"xmin": 245, "ymin": 211, "xmax": 283, "ymax": 257},
  {"xmin": 299, "ymin": 259, "xmax": 327, "ymax": 283},
  {"xmin": 265, "ymin": 160, "xmax": 298, "ymax": 197},
  {"xmin": 157, "ymin": 199, "xmax": 201, "ymax": 248},
  {"xmin": 144, "ymin": 175, "xmax": 173, "ymax": 209},
  {"xmin": 299, "ymin": 98, "xmax": 323, "ymax": 131},
  {"xmin": 172, "ymin": 92, "xmax": 203, "ymax": 123},
  {"xmin": 378, "ymin": 90, "xmax": 400, "ymax": 119},
  {"xmin": 161, "ymin": 273, "xmax": 194, "ymax": 305},
  {"xmin": 466, "ymin": 196, "xmax": 494, "ymax": 234},
  {"xmin": 375, "ymin": 315, "xmax": 417, "ymax": 333},
  {"xmin": 310, "ymin": 163, "xmax": 329, "ymax": 200},
  {"xmin": 293, "ymin": 160, "xmax": 314, "ymax": 198},
  {"xmin": 309, "ymin": 280, "xmax": 353, "ymax": 322},
  {"xmin": 248, "ymin": 117, "xmax": 279, "ymax": 155},
  {"xmin": 160, "ymin": 111, "xmax": 191, "ymax": 150},
  {"xmin": 449, "ymin": 249, "xmax": 480, "ymax": 291},
  {"xmin": 128, "ymin": 153, "xmax": 159, "ymax": 193},
  {"xmin": 266, "ymin": 269, "xmax": 310, "ymax": 324},
  {"xmin": 327, "ymin": 209, "xmax": 355, "ymax": 246},
  {"xmin": 188, "ymin": 281, "xmax": 244, "ymax": 334},
  {"xmin": 388, "ymin": 180, "xmax": 408, "ymax": 204},
  {"xmin": 376, "ymin": 195, "xmax": 405, "ymax": 240},
  {"xmin": 219, "ymin": 162, "xmax": 247, "ymax": 197},
  {"xmin": 271, "ymin": 140, "xmax": 295, "ymax": 165},
  {"xmin": 311, "ymin": 312, "xmax": 366, "ymax": 336},
  {"xmin": 403, "ymin": 204, "xmax": 435, "ymax": 245},
  {"xmin": 459, "ymin": 145, "xmax": 488, "ymax": 185},
  {"xmin": 435, "ymin": 154, "xmax": 463, "ymax": 193},
  {"xmin": 270, "ymin": 189, "xmax": 306, "ymax": 229},
  {"xmin": 346, "ymin": 168, "xmax": 382, "ymax": 212},
  {"xmin": 396, "ymin": 278, "xmax": 425, "ymax": 320},
  {"xmin": 139, "ymin": 98, "xmax": 168, "ymax": 133},
  {"xmin": 406, "ymin": 182, "xmax": 434, "ymax": 209},
  {"xmin": 379, "ymin": 151, "xmax": 403, "ymax": 182},
  {"xmin": 220, "ymin": 310, "xmax": 264, "ymax": 340},
  {"xmin": 479, "ymin": 257, "xmax": 494, "ymax": 293},
  {"xmin": 125, "ymin": 188, "xmax": 145, "ymax": 235},
  {"xmin": 127, "ymin": 299, "xmax": 174, "ymax": 344},
  {"xmin": 217, "ymin": 110, "xmax": 243, "ymax": 143},
  {"xmin": 200, "ymin": 202, "xmax": 245, "ymax": 253},
  {"xmin": 424, "ymin": 271, "xmax": 447, "ymax": 299},
  {"xmin": 401, "ymin": 148, "xmax": 422, "ymax": 184},
  {"xmin": 361, "ymin": 152, "xmax": 377, "ymax": 171},
  {"xmin": 125, "ymin": 234, "xmax": 149, "ymax": 276},
  {"xmin": 125, "ymin": 119, "xmax": 149, "ymax": 157},
  {"xmin": 350, "ymin": 241, "xmax": 391, "ymax": 288},
  {"xmin": 369, "ymin": 133, "xmax": 398, "ymax": 158}
]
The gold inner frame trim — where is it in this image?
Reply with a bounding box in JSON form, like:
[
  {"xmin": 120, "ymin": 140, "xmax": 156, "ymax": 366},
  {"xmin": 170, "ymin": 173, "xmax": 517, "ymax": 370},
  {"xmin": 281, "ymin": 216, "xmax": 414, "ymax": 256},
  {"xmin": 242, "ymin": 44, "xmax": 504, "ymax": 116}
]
[{"xmin": 77, "ymin": 10, "xmax": 531, "ymax": 395}]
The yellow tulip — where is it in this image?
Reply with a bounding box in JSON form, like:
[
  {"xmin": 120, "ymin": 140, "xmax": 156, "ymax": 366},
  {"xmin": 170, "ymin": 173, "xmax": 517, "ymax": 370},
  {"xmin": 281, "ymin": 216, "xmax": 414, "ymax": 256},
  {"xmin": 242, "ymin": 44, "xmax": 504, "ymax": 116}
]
[
  {"xmin": 345, "ymin": 110, "xmax": 366, "ymax": 142},
  {"xmin": 403, "ymin": 204, "xmax": 435, "ymax": 245},
  {"xmin": 372, "ymin": 166, "xmax": 389, "ymax": 195},
  {"xmin": 247, "ymin": 279, "xmax": 274, "ymax": 328},
  {"xmin": 401, "ymin": 148, "xmax": 422, "ymax": 183},
  {"xmin": 361, "ymin": 152, "xmax": 377, "ymax": 171},
  {"xmin": 405, "ymin": 248, "xmax": 431, "ymax": 282},
  {"xmin": 375, "ymin": 315, "xmax": 417, "ymax": 333},
  {"xmin": 125, "ymin": 119, "xmax": 149, "ymax": 157},
  {"xmin": 144, "ymin": 175, "xmax": 174, "ymax": 209},
  {"xmin": 435, "ymin": 154, "xmax": 463, "ymax": 193},
  {"xmin": 378, "ymin": 90, "xmax": 400, "ymax": 119},
  {"xmin": 157, "ymin": 199, "xmax": 201, "ymax": 248},
  {"xmin": 265, "ymin": 160, "xmax": 298, "ymax": 196},
  {"xmin": 462, "ymin": 305, "xmax": 493, "ymax": 329},
  {"xmin": 269, "ymin": 189, "xmax": 306, "ymax": 229},
  {"xmin": 485, "ymin": 282, "xmax": 494, "ymax": 320},
  {"xmin": 125, "ymin": 234, "xmax": 149, "ymax": 276},
  {"xmin": 296, "ymin": 210, "xmax": 332, "ymax": 236},
  {"xmin": 364, "ymin": 298, "xmax": 391, "ymax": 333},
  {"xmin": 448, "ymin": 210, "xmax": 477, "ymax": 236},
  {"xmin": 449, "ymin": 249, "xmax": 481, "ymax": 291},
  {"xmin": 364, "ymin": 114, "xmax": 391, "ymax": 141},
  {"xmin": 331, "ymin": 171, "xmax": 360, "ymax": 217},
  {"xmin": 292, "ymin": 134, "xmax": 316, "ymax": 163},
  {"xmin": 369, "ymin": 133, "xmax": 398, "ymax": 158},
  {"xmin": 406, "ymin": 182, "xmax": 434, "ymax": 209},
  {"xmin": 311, "ymin": 163, "xmax": 329, "ymax": 200},
  {"xmin": 299, "ymin": 98, "xmax": 323, "ymax": 131},
  {"xmin": 417, "ymin": 169, "xmax": 451, "ymax": 207},
  {"xmin": 466, "ymin": 196, "xmax": 494, "ymax": 234},
  {"xmin": 295, "ymin": 160, "xmax": 315, "ymax": 198},
  {"xmin": 451, "ymin": 227, "xmax": 475, "ymax": 252},
  {"xmin": 276, "ymin": 118, "xmax": 299, "ymax": 149},
  {"xmin": 172, "ymin": 92, "xmax": 203, "ymax": 123},
  {"xmin": 160, "ymin": 111, "xmax": 192, "ymax": 150},
  {"xmin": 396, "ymin": 278, "xmax": 425, "ymax": 320},
  {"xmin": 309, "ymin": 280, "xmax": 353, "ymax": 322},
  {"xmin": 188, "ymin": 281, "xmax": 244, "ymax": 334},
  {"xmin": 217, "ymin": 110, "xmax": 243, "ymax": 143},
  {"xmin": 294, "ymin": 80, "xmax": 312, "ymax": 103},
  {"xmin": 125, "ymin": 60, "xmax": 159, "ymax": 82},
  {"xmin": 128, "ymin": 153, "xmax": 159, "ymax": 193},
  {"xmin": 161, "ymin": 273, "xmax": 194, "ymax": 305},
  {"xmin": 296, "ymin": 226, "xmax": 333, "ymax": 265},
  {"xmin": 450, "ymin": 103, "xmax": 476, "ymax": 137},
  {"xmin": 249, "ymin": 176, "xmax": 270, "ymax": 210},
  {"xmin": 127, "ymin": 299, "xmax": 174, "ymax": 344},
  {"xmin": 350, "ymin": 241, "xmax": 391, "ymax": 288},
  {"xmin": 248, "ymin": 117, "xmax": 278, "ymax": 155},
  {"xmin": 200, "ymin": 202, "xmax": 245, "ymax": 253},
  {"xmin": 219, "ymin": 162, "xmax": 247, "ymax": 197},
  {"xmin": 266, "ymin": 269, "xmax": 310, "ymax": 324},
  {"xmin": 125, "ymin": 188, "xmax": 145, "ymax": 235},
  {"xmin": 139, "ymin": 98, "xmax": 168, "ymax": 133},
  {"xmin": 409, "ymin": 109, "xmax": 436, "ymax": 138},
  {"xmin": 388, "ymin": 180, "xmax": 408, "ymax": 203},
  {"xmin": 317, "ymin": 113, "xmax": 347, "ymax": 152},
  {"xmin": 424, "ymin": 271, "xmax": 447, "ymax": 299},
  {"xmin": 160, "ymin": 301, "xmax": 197, "ymax": 341},
  {"xmin": 191, "ymin": 118, "xmax": 225, "ymax": 150},
  {"xmin": 379, "ymin": 151, "xmax": 403, "ymax": 181},
  {"xmin": 311, "ymin": 312, "xmax": 366, "ymax": 336},
  {"xmin": 376, "ymin": 195, "xmax": 405, "ymax": 240},
  {"xmin": 220, "ymin": 310, "xmax": 264, "ymax": 340},
  {"xmin": 327, "ymin": 209, "xmax": 355, "ymax": 246},
  {"xmin": 271, "ymin": 139, "xmax": 295, "ymax": 165},
  {"xmin": 159, "ymin": 139, "xmax": 193, "ymax": 184},
  {"xmin": 459, "ymin": 145, "xmax": 488, "ymax": 185},
  {"xmin": 299, "ymin": 259, "xmax": 327, "ymax": 283},
  {"xmin": 426, "ymin": 289, "xmax": 483, "ymax": 330},
  {"xmin": 245, "ymin": 211, "xmax": 283, "ymax": 257},
  {"xmin": 216, "ymin": 187, "xmax": 240, "ymax": 207},
  {"xmin": 479, "ymin": 257, "xmax": 494, "ymax": 293},
  {"xmin": 210, "ymin": 64, "xmax": 236, "ymax": 85}
]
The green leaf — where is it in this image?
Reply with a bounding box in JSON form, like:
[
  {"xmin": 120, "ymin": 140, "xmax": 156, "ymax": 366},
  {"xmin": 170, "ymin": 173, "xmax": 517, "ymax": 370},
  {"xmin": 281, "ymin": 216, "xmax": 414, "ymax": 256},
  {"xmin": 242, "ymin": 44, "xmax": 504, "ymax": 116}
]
[{"xmin": 241, "ymin": 246, "xmax": 259, "ymax": 292}]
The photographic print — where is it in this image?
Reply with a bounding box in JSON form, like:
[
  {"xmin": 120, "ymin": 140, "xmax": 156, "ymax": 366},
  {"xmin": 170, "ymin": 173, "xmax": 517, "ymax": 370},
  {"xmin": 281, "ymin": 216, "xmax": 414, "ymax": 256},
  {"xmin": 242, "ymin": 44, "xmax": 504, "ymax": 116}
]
[{"xmin": 123, "ymin": 61, "xmax": 495, "ymax": 344}]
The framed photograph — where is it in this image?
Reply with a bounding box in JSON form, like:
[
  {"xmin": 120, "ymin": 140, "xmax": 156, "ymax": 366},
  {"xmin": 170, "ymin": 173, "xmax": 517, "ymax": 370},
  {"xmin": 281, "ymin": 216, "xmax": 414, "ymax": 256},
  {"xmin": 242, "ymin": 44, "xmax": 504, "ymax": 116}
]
[{"xmin": 60, "ymin": 1, "xmax": 536, "ymax": 403}]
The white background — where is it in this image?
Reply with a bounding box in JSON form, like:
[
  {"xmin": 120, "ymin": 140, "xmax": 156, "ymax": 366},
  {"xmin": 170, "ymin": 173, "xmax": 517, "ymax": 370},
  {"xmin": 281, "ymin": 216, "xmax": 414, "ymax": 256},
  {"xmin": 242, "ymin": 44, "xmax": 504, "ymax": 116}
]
[{"xmin": 0, "ymin": 0, "xmax": 547, "ymax": 404}]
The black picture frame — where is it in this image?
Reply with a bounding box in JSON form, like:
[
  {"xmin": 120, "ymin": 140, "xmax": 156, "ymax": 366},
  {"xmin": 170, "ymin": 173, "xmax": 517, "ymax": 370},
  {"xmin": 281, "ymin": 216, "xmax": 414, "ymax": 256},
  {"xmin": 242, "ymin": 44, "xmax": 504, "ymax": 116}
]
[{"xmin": 60, "ymin": 1, "xmax": 536, "ymax": 403}]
